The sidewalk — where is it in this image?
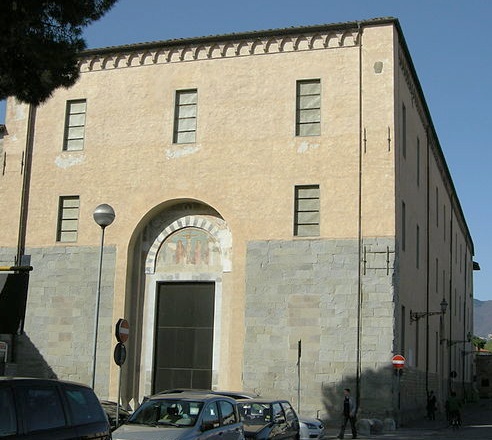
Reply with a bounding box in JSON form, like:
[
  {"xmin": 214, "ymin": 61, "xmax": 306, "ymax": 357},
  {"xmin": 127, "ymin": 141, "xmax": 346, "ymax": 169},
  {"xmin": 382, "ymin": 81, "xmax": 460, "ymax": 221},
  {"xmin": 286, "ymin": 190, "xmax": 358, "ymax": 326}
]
[{"xmin": 322, "ymin": 398, "xmax": 492, "ymax": 439}]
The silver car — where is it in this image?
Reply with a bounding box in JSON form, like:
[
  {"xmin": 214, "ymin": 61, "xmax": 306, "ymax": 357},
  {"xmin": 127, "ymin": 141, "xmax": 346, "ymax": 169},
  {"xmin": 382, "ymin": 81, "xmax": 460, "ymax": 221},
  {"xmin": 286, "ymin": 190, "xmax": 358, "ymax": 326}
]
[
  {"xmin": 113, "ymin": 392, "xmax": 244, "ymax": 440},
  {"xmin": 158, "ymin": 389, "xmax": 324, "ymax": 440},
  {"xmin": 298, "ymin": 416, "xmax": 324, "ymax": 440}
]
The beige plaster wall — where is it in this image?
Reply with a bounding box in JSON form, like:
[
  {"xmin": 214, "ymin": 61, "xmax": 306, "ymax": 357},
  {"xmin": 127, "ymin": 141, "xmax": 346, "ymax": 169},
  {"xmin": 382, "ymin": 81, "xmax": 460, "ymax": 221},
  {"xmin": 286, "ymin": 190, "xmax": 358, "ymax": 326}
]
[
  {"xmin": 0, "ymin": 23, "xmax": 399, "ymax": 398},
  {"xmin": 4, "ymin": 23, "xmax": 475, "ymax": 408}
]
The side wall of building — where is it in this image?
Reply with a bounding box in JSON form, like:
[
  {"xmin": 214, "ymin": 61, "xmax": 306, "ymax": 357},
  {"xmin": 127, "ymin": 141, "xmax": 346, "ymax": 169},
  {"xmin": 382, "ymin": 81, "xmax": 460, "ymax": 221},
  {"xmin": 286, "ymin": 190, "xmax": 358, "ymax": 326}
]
[{"xmin": 393, "ymin": 30, "xmax": 475, "ymax": 415}]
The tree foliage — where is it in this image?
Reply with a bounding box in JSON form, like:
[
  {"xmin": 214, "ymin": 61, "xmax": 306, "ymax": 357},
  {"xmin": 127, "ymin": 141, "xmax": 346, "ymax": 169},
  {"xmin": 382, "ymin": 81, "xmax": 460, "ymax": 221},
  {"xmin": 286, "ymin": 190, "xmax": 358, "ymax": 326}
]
[
  {"xmin": 484, "ymin": 339, "xmax": 492, "ymax": 352},
  {"xmin": 0, "ymin": 0, "xmax": 118, "ymax": 105},
  {"xmin": 471, "ymin": 335, "xmax": 486, "ymax": 350}
]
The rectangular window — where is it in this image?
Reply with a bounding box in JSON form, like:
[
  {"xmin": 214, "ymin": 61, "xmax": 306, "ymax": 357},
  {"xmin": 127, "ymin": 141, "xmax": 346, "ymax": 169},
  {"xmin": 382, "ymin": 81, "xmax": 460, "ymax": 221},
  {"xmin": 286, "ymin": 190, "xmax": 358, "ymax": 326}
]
[
  {"xmin": 435, "ymin": 332, "xmax": 439, "ymax": 372},
  {"xmin": 401, "ymin": 305, "xmax": 406, "ymax": 357},
  {"xmin": 460, "ymin": 244, "xmax": 462, "ymax": 272},
  {"xmin": 296, "ymin": 80, "xmax": 321, "ymax": 136},
  {"xmin": 65, "ymin": 385, "xmax": 107, "ymax": 425},
  {"xmin": 294, "ymin": 185, "xmax": 320, "ymax": 236},
  {"xmin": 0, "ymin": 387, "xmax": 16, "ymax": 436},
  {"xmin": 442, "ymin": 270, "xmax": 445, "ymax": 298},
  {"xmin": 401, "ymin": 201, "xmax": 406, "ymax": 251},
  {"xmin": 435, "ymin": 258, "xmax": 439, "ymax": 293},
  {"xmin": 416, "ymin": 224, "xmax": 420, "ymax": 269},
  {"xmin": 174, "ymin": 89, "xmax": 197, "ymax": 144},
  {"xmin": 21, "ymin": 386, "xmax": 66, "ymax": 432},
  {"xmin": 57, "ymin": 196, "xmax": 80, "ymax": 242},
  {"xmin": 454, "ymin": 288, "xmax": 457, "ymax": 318},
  {"xmin": 455, "ymin": 234, "xmax": 458, "ymax": 264},
  {"xmin": 63, "ymin": 99, "xmax": 86, "ymax": 151},
  {"xmin": 435, "ymin": 187, "xmax": 439, "ymax": 227},
  {"xmin": 443, "ymin": 204, "xmax": 447, "ymax": 241},
  {"xmin": 402, "ymin": 103, "xmax": 407, "ymax": 158}
]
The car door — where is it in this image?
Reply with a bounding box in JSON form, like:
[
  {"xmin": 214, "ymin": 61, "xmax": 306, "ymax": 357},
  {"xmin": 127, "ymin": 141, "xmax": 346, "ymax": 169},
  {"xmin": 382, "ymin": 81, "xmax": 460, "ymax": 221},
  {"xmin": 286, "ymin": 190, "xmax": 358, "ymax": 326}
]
[
  {"xmin": 198, "ymin": 401, "xmax": 225, "ymax": 440},
  {"xmin": 198, "ymin": 399, "xmax": 244, "ymax": 440},
  {"xmin": 280, "ymin": 402, "xmax": 300, "ymax": 440},
  {"xmin": 217, "ymin": 399, "xmax": 244, "ymax": 440},
  {"xmin": 270, "ymin": 402, "xmax": 290, "ymax": 440}
]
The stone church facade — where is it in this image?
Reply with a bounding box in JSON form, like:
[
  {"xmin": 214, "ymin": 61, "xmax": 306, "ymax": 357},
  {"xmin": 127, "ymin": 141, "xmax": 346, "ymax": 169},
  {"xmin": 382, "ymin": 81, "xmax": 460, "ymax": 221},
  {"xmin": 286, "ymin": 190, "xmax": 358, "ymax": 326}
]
[{"xmin": 0, "ymin": 18, "xmax": 476, "ymax": 422}]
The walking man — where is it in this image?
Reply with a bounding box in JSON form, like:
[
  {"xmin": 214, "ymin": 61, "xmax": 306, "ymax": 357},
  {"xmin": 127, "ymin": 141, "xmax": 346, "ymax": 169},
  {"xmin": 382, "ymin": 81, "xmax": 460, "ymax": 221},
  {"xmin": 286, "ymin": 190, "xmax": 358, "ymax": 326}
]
[
  {"xmin": 426, "ymin": 390, "xmax": 437, "ymax": 420},
  {"xmin": 338, "ymin": 388, "xmax": 357, "ymax": 439}
]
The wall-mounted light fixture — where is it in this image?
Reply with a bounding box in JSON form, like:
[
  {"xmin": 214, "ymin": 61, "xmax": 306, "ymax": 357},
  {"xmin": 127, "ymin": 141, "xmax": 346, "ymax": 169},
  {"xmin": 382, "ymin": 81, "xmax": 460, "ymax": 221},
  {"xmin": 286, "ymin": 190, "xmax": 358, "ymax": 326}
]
[
  {"xmin": 410, "ymin": 298, "xmax": 448, "ymax": 324},
  {"xmin": 447, "ymin": 331, "xmax": 472, "ymax": 346}
]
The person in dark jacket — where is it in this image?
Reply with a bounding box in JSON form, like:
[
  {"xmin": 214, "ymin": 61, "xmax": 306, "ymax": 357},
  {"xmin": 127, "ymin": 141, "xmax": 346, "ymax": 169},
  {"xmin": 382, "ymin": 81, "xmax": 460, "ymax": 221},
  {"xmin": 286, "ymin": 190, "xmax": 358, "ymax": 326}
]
[
  {"xmin": 446, "ymin": 391, "xmax": 462, "ymax": 425},
  {"xmin": 338, "ymin": 388, "xmax": 357, "ymax": 439},
  {"xmin": 426, "ymin": 390, "xmax": 437, "ymax": 420}
]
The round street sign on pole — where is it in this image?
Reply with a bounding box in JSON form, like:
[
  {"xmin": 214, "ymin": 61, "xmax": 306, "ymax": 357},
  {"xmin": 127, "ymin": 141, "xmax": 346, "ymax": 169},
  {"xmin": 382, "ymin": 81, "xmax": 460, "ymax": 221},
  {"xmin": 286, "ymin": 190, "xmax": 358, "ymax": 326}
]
[
  {"xmin": 392, "ymin": 354, "xmax": 405, "ymax": 369},
  {"xmin": 115, "ymin": 318, "xmax": 129, "ymax": 343},
  {"xmin": 114, "ymin": 342, "xmax": 127, "ymax": 366}
]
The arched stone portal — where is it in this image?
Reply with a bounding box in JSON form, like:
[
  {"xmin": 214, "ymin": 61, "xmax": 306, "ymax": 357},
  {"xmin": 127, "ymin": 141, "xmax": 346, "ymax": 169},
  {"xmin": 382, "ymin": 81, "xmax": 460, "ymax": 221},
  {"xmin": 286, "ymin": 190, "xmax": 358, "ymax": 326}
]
[{"xmin": 129, "ymin": 205, "xmax": 233, "ymax": 399}]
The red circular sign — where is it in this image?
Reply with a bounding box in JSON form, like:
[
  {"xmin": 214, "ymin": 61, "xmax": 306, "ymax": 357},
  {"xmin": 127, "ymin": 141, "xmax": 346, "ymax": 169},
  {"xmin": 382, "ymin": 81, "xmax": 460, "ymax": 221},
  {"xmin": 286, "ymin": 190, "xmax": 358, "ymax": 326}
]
[
  {"xmin": 115, "ymin": 318, "xmax": 129, "ymax": 343},
  {"xmin": 392, "ymin": 354, "xmax": 405, "ymax": 369}
]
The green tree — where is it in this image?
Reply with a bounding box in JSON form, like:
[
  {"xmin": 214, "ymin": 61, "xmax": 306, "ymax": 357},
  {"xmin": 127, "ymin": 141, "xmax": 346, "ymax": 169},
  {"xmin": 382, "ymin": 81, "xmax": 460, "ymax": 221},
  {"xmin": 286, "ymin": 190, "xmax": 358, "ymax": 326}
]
[
  {"xmin": 484, "ymin": 339, "xmax": 492, "ymax": 352},
  {"xmin": 0, "ymin": 0, "xmax": 118, "ymax": 105},
  {"xmin": 471, "ymin": 335, "xmax": 486, "ymax": 350}
]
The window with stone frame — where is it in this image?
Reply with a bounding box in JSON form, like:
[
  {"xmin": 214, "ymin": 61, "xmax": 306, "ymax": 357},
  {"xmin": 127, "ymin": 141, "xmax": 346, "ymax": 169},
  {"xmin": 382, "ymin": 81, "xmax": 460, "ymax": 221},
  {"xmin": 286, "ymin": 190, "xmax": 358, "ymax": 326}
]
[
  {"xmin": 296, "ymin": 79, "xmax": 321, "ymax": 136},
  {"xmin": 63, "ymin": 99, "xmax": 86, "ymax": 151},
  {"xmin": 57, "ymin": 196, "xmax": 80, "ymax": 242},
  {"xmin": 294, "ymin": 185, "xmax": 320, "ymax": 236},
  {"xmin": 173, "ymin": 89, "xmax": 197, "ymax": 144}
]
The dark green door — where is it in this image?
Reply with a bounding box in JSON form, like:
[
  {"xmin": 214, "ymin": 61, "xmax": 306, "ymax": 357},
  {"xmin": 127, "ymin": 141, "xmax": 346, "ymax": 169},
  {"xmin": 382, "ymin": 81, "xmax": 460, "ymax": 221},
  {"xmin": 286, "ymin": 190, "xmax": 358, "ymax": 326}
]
[{"xmin": 153, "ymin": 282, "xmax": 215, "ymax": 393}]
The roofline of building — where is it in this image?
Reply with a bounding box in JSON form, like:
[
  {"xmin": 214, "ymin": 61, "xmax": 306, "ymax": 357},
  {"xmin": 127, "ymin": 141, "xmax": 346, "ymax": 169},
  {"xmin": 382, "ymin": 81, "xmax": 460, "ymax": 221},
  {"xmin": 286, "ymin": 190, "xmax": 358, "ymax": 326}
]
[
  {"xmin": 391, "ymin": 20, "xmax": 475, "ymax": 254},
  {"xmin": 81, "ymin": 16, "xmax": 396, "ymax": 56},
  {"xmin": 79, "ymin": 16, "xmax": 474, "ymax": 253}
]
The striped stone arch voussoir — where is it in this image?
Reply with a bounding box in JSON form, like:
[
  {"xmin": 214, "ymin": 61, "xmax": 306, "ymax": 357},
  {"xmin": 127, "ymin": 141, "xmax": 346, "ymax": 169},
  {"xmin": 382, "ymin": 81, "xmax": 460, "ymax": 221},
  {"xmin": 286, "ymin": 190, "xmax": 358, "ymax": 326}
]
[{"xmin": 145, "ymin": 215, "xmax": 232, "ymax": 274}]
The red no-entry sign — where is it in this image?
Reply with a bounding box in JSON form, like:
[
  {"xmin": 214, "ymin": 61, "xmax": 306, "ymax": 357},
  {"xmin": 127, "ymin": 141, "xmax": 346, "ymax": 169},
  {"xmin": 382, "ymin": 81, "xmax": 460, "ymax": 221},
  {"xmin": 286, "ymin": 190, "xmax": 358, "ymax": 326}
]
[
  {"xmin": 115, "ymin": 318, "xmax": 129, "ymax": 343},
  {"xmin": 392, "ymin": 354, "xmax": 405, "ymax": 369}
]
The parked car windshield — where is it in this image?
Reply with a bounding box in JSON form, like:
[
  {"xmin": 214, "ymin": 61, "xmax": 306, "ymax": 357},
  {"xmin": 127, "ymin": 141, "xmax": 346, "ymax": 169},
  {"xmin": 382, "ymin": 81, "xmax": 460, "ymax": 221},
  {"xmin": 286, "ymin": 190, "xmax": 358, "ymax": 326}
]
[{"xmin": 128, "ymin": 399, "xmax": 203, "ymax": 427}]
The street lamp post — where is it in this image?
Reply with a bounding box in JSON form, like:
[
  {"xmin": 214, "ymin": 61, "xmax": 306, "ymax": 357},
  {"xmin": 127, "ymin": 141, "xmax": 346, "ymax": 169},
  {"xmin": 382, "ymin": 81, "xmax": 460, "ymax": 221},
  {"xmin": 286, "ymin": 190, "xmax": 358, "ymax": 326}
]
[{"xmin": 91, "ymin": 204, "xmax": 115, "ymax": 390}]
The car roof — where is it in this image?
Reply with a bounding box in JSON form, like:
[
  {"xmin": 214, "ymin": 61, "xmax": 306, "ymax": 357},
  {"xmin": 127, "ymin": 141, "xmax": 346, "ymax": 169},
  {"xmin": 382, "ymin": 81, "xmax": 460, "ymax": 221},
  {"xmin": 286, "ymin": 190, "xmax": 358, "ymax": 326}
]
[
  {"xmin": 159, "ymin": 388, "xmax": 259, "ymax": 399},
  {"xmin": 147, "ymin": 392, "xmax": 237, "ymax": 402},
  {"xmin": 237, "ymin": 398, "xmax": 292, "ymax": 404},
  {"xmin": 0, "ymin": 377, "xmax": 90, "ymax": 389}
]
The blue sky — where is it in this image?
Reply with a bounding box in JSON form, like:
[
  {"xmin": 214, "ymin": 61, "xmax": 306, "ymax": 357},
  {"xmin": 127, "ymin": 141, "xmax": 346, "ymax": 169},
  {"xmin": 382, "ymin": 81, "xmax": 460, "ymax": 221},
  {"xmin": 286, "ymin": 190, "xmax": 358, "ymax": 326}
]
[{"xmin": 1, "ymin": 0, "xmax": 491, "ymax": 300}]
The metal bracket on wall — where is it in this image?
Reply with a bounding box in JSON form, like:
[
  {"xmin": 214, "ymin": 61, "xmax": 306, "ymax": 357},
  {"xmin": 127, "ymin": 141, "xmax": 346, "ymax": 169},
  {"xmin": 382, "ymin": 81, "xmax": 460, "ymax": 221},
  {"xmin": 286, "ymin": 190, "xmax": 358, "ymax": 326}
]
[{"xmin": 363, "ymin": 246, "xmax": 395, "ymax": 275}]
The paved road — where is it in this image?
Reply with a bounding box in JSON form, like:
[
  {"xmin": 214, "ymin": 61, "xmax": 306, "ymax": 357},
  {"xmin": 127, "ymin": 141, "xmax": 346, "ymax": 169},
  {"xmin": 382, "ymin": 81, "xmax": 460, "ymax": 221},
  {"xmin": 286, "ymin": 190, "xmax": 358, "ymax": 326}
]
[{"xmin": 324, "ymin": 398, "xmax": 492, "ymax": 440}]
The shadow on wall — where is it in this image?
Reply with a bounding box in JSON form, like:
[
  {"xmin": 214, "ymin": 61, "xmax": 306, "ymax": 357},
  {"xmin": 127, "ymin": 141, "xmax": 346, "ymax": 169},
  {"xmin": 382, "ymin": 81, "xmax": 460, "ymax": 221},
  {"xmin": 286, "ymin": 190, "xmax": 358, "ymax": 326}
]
[
  {"xmin": 8, "ymin": 333, "xmax": 57, "ymax": 378},
  {"xmin": 321, "ymin": 365, "xmax": 398, "ymax": 427}
]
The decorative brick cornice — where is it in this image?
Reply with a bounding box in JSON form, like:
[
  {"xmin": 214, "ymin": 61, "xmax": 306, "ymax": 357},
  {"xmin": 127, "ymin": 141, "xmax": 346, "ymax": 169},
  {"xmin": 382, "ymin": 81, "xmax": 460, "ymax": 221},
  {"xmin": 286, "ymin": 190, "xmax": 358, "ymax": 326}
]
[{"xmin": 79, "ymin": 27, "xmax": 361, "ymax": 73}]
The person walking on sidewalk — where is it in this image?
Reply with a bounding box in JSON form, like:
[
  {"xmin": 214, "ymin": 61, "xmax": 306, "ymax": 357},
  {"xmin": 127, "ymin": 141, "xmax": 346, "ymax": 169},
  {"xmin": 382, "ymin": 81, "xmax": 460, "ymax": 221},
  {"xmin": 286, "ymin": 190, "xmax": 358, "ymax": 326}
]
[
  {"xmin": 338, "ymin": 388, "xmax": 357, "ymax": 439},
  {"xmin": 446, "ymin": 391, "xmax": 462, "ymax": 426},
  {"xmin": 426, "ymin": 390, "xmax": 437, "ymax": 420}
]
